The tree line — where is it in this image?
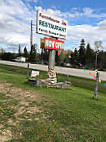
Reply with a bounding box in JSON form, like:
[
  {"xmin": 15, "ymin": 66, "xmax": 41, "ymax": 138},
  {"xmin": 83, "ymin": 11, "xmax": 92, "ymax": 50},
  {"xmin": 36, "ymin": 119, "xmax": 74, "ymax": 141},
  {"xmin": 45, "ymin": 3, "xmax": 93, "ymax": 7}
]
[{"xmin": 0, "ymin": 39, "xmax": 106, "ymax": 70}]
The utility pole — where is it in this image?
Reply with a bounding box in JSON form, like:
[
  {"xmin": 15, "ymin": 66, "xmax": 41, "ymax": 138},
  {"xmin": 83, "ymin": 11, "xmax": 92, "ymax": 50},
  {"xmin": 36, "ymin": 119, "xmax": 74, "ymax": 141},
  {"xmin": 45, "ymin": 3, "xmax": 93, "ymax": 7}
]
[
  {"xmin": 30, "ymin": 20, "xmax": 33, "ymax": 50},
  {"xmin": 30, "ymin": 20, "xmax": 33, "ymax": 61}
]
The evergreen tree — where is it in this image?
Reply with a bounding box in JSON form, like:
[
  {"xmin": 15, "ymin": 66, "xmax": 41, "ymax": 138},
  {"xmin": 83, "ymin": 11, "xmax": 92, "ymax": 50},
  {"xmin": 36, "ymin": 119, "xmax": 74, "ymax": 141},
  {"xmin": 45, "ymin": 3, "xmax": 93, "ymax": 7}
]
[
  {"xmin": 86, "ymin": 43, "xmax": 91, "ymax": 68},
  {"xmin": 40, "ymin": 48, "xmax": 49, "ymax": 63},
  {"xmin": 23, "ymin": 47, "xmax": 28, "ymax": 58},
  {"xmin": 74, "ymin": 48, "xmax": 79, "ymax": 60},
  {"xmin": 30, "ymin": 44, "xmax": 37, "ymax": 62},
  {"xmin": 43, "ymin": 49, "xmax": 49, "ymax": 62},
  {"xmin": 79, "ymin": 39, "xmax": 86, "ymax": 65},
  {"xmin": 103, "ymin": 52, "xmax": 106, "ymax": 69},
  {"xmin": 18, "ymin": 45, "xmax": 21, "ymax": 56},
  {"xmin": 85, "ymin": 43, "xmax": 95, "ymax": 68},
  {"xmin": 40, "ymin": 48, "xmax": 44, "ymax": 60},
  {"xmin": 98, "ymin": 51, "xmax": 105, "ymax": 70}
]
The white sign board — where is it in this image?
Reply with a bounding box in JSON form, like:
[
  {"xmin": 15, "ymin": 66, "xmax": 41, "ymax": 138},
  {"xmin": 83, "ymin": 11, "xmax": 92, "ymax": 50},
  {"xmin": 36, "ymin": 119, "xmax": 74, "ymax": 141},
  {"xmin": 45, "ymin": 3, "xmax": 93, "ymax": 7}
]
[
  {"xmin": 31, "ymin": 71, "xmax": 39, "ymax": 77},
  {"xmin": 36, "ymin": 10, "xmax": 67, "ymax": 39}
]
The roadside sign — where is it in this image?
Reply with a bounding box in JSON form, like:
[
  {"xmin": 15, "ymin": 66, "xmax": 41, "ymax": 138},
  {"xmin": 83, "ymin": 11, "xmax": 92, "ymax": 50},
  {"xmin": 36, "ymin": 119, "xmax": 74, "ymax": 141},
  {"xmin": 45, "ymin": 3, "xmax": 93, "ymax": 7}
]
[
  {"xmin": 36, "ymin": 10, "xmax": 67, "ymax": 39},
  {"xmin": 44, "ymin": 37, "xmax": 64, "ymax": 51},
  {"xmin": 31, "ymin": 71, "xmax": 39, "ymax": 77}
]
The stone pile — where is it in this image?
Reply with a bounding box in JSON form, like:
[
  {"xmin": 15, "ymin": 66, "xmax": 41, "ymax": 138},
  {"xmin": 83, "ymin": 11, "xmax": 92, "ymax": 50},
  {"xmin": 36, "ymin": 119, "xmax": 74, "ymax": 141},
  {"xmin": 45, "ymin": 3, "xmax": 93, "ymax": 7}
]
[
  {"xmin": 28, "ymin": 78, "xmax": 70, "ymax": 89},
  {"xmin": 47, "ymin": 69, "xmax": 57, "ymax": 84}
]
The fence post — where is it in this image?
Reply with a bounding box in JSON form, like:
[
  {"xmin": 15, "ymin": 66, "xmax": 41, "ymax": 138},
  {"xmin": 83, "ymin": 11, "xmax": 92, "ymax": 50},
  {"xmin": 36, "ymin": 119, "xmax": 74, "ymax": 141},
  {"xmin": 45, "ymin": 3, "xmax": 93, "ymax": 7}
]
[
  {"xmin": 27, "ymin": 63, "xmax": 29, "ymax": 78},
  {"xmin": 94, "ymin": 71, "xmax": 99, "ymax": 99}
]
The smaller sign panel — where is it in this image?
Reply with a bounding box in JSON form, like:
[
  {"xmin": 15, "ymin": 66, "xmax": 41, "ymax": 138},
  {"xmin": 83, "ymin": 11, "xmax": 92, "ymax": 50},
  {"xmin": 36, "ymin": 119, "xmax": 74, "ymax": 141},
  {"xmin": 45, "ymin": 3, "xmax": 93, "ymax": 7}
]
[
  {"xmin": 44, "ymin": 37, "xmax": 64, "ymax": 51},
  {"xmin": 31, "ymin": 71, "xmax": 39, "ymax": 77}
]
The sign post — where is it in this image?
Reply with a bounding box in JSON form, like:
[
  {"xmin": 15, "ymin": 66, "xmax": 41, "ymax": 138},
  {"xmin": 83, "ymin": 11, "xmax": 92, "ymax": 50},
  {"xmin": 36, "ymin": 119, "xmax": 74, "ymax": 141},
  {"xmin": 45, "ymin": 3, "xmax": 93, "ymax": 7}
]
[
  {"xmin": 36, "ymin": 10, "xmax": 67, "ymax": 84},
  {"xmin": 48, "ymin": 49, "xmax": 56, "ymax": 83}
]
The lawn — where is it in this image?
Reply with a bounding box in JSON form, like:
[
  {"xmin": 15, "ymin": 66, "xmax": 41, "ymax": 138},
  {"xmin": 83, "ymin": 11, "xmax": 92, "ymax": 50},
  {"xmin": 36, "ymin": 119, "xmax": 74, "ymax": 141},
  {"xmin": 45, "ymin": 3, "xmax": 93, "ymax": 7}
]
[{"xmin": 0, "ymin": 64, "xmax": 106, "ymax": 142}]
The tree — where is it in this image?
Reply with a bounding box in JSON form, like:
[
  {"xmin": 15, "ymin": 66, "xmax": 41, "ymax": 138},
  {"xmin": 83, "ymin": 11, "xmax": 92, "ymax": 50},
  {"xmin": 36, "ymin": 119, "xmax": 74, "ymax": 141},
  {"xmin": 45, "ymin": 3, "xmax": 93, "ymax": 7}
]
[
  {"xmin": 43, "ymin": 49, "xmax": 49, "ymax": 62},
  {"xmin": 55, "ymin": 50, "xmax": 66, "ymax": 66},
  {"xmin": 98, "ymin": 51, "xmax": 105, "ymax": 70},
  {"xmin": 85, "ymin": 43, "xmax": 95, "ymax": 68},
  {"xmin": 94, "ymin": 41, "xmax": 102, "ymax": 69},
  {"xmin": 36, "ymin": 53, "xmax": 40, "ymax": 63},
  {"xmin": 18, "ymin": 45, "xmax": 21, "ymax": 56},
  {"xmin": 73, "ymin": 48, "xmax": 79, "ymax": 61},
  {"xmin": 23, "ymin": 47, "xmax": 28, "ymax": 58},
  {"xmin": 65, "ymin": 50, "xmax": 73, "ymax": 63},
  {"xmin": 40, "ymin": 48, "xmax": 49, "ymax": 63},
  {"xmin": 103, "ymin": 52, "xmax": 106, "ymax": 69},
  {"xmin": 60, "ymin": 51, "xmax": 65, "ymax": 62},
  {"xmin": 1, "ymin": 52, "xmax": 14, "ymax": 61},
  {"xmin": 79, "ymin": 39, "xmax": 86, "ymax": 65},
  {"xmin": 0, "ymin": 48, "xmax": 5, "ymax": 59},
  {"xmin": 30, "ymin": 44, "xmax": 37, "ymax": 62}
]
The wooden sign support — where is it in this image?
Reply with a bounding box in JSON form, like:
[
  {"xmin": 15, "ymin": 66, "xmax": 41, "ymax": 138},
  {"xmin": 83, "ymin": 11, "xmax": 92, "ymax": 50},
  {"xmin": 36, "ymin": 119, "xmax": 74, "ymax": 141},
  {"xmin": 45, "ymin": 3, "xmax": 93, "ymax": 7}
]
[{"xmin": 47, "ymin": 37, "xmax": 58, "ymax": 84}]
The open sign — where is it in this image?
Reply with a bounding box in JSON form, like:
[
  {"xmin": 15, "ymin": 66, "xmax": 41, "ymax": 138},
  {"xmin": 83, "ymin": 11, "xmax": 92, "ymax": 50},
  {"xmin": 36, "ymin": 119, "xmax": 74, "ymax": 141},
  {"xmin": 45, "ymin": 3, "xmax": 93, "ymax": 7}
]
[{"xmin": 44, "ymin": 37, "xmax": 64, "ymax": 51}]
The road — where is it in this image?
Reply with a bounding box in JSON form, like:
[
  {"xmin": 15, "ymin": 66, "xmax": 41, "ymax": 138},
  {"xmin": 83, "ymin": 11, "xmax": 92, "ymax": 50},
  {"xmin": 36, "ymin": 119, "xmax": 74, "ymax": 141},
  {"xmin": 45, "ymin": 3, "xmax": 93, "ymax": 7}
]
[{"xmin": 0, "ymin": 60, "xmax": 106, "ymax": 81}]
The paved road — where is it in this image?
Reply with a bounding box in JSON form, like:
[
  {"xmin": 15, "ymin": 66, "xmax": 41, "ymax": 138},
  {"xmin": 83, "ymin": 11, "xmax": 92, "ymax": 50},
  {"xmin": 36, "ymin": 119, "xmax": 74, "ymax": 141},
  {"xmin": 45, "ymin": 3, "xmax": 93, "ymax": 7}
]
[{"xmin": 0, "ymin": 60, "xmax": 106, "ymax": 81}]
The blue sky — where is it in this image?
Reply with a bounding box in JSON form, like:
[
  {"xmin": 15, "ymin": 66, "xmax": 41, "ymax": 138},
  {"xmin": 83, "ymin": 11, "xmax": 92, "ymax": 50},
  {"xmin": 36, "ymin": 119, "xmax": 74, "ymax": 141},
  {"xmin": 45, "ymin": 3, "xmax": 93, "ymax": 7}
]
[{"xmin": 0, "ymin": 0, "xmax": 106, "ymax": 52}]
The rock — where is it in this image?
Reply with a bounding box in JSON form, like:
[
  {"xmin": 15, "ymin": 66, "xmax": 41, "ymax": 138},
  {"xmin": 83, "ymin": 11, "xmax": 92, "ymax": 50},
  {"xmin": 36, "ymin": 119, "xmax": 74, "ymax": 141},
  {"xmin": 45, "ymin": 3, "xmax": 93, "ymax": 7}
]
[{"xmin": 28, "ymin": 78, "xmax": 70, "ymax": 89}]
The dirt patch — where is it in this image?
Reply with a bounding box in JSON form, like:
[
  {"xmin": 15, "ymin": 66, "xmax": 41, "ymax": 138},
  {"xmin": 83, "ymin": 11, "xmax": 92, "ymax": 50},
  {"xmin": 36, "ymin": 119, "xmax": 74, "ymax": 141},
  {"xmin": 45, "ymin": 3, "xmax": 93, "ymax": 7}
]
[{"xmin": 0, "ymin": 81, "xmax": 44, "ymax": 142}]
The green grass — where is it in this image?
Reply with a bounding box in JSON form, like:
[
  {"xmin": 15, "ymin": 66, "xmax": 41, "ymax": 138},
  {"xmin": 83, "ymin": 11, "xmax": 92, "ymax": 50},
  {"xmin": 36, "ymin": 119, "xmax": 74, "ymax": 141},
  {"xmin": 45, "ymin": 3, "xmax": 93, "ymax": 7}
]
[
  {"xmin": 0, "ymin": 64, "xmax": 106, "ymax": 94},
  {"xmin": 0, "ymin": 93, "xmax": 18, "ymax": 122},
  {"xmin": 0, "ymin": 64, "xmax": 106, "ymax": 142}
]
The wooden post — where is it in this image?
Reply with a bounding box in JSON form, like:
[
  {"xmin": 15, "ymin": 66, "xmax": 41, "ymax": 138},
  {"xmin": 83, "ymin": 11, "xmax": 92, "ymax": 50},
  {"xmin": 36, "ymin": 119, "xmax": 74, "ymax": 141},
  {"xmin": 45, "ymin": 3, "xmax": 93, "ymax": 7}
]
[
  {"xmin": 95, "ymin": 53, "xmax": 98, "ymax": 70},
  {"xmin": 48, "ymin": 50, "xmax": 56, "ymax": 71},
  {"xmin": 47, "ymin": 37, "xmax": 57, "ymax": 84},
  {"xmin": 48, "ymin": 49, "xmax": 57, "ymax": 83},
  {"xmin": 27, "ymin": 63, "xmax": 29, "ymax": 78},
  {"xmin": 94, "ymin": 71, "xmax": 99, "ymax": 99}
]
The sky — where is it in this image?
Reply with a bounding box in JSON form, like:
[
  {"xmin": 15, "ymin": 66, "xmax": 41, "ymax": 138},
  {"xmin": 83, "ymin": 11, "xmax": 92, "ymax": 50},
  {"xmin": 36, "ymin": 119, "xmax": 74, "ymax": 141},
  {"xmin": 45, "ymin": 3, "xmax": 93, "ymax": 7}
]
[{"xmin": 0, "ymin": 0, "xmax": 106, "ymax": 53}]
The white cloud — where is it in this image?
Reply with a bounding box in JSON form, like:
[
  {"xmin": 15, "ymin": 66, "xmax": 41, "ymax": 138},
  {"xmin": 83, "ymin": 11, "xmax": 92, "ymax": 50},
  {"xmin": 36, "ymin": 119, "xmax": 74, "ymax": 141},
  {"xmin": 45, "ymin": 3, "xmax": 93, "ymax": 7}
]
[
  {"xmin": 83, "ymin": 8, "xmax": 93, "ymax": 15},
  {"xmin": 25, "ymin": 0, "xmax": 38, "ymax": 2},
  {"xmin": 0, "ymin": 0, "xmax": 38, "ymax": 51},
  {"xmin": 63, "ymin": 7, "xmax": 106, "ymax": 19},
  {"xmin": 0, "ymin": 2, "xmax": 106, "ymax": 52},
  {"xmin": 66, "ymin": 19, "xmax": 106, "ymax": 50},
  {"xmin": 35, "ymin": 6, "xmax": 43, "ymax": 11},
  {"xmin": 97, "ymin": 19, "xmax": 106, "ymax": 30}
]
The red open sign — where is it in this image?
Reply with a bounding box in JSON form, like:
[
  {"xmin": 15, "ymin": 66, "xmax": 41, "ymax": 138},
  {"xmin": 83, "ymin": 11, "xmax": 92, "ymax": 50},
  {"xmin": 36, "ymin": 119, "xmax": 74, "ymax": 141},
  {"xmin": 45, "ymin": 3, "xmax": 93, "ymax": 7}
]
[{"xmin": 44, "ymin": 37, "xmax": 65, "ymax": 51}]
